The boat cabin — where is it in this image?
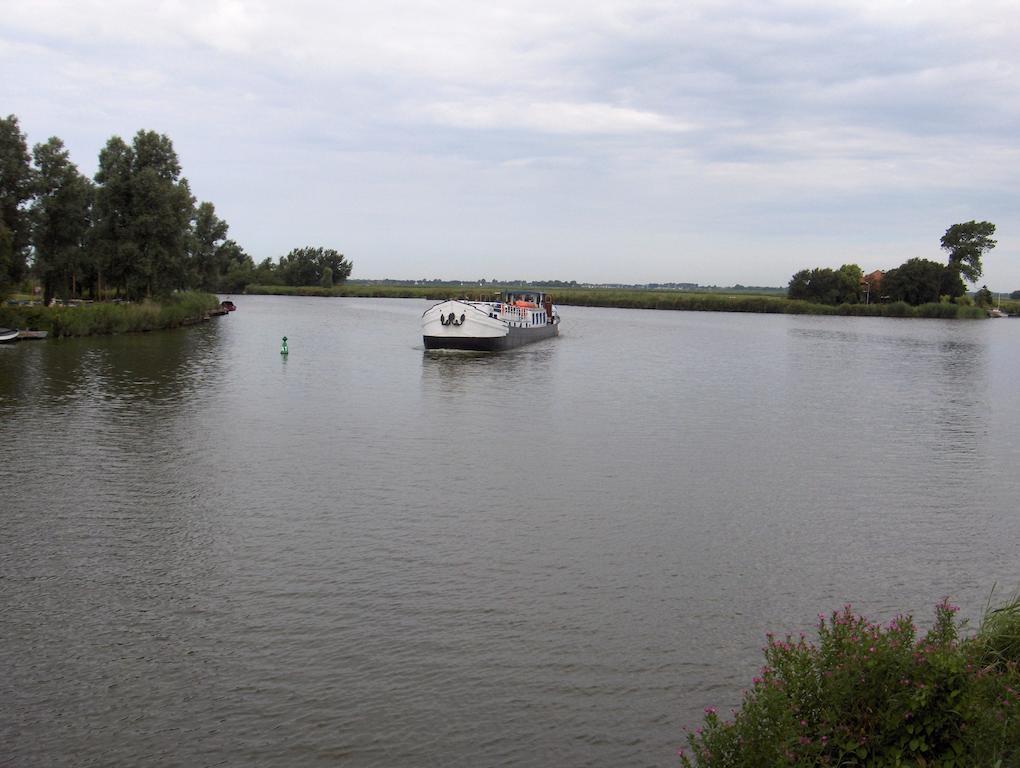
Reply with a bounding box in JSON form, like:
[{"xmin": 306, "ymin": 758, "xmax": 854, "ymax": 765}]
[
  {"xmin": 504, "ymin": 291, "xmax": 554, "ymax": 311},
  {"xmin": 491, "ymin": 291, "xmax": 556, "ymax": 326}
]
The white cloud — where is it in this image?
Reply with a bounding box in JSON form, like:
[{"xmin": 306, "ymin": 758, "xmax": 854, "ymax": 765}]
[
  {"xmin": 3, "ymin": 0, "xmax": 1019, "ymax": 284},
  {"xmin": 423, "ymin": 99, "xmax": 693, "ymax": 134}
]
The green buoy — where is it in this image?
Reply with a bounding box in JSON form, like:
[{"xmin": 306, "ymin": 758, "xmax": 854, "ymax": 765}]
[{"xmin": 280, "ymin": 336, "xmax": 289, "ymax": 355}]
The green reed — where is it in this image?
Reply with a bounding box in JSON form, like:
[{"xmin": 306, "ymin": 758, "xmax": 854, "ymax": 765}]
[{"xmin": 0, "ymin": 291, "xmax": 219, "ymax": 337}]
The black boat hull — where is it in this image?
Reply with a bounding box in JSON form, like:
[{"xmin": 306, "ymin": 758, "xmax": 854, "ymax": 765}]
[{"xmin": 424, "ymin": 322, "xmax": 558, "ymax": 351}]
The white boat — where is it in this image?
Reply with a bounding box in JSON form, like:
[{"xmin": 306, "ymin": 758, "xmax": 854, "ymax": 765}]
[
  {"xmin": 0, "ymin": 327, "xmax": 19, "ymax": 343},
  {"xmin": 989, "ymin": 294, "xmax": 1009, "ymax": 318},
  {"xmin": 422, "ymin": 290, "xmax": 560, "ymax": 351}
]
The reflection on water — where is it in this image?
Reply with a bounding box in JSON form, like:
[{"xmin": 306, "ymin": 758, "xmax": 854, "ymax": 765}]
[
  {"xmin": 2, "ymin": 302, "xmax": 1020, "ymax": 767},
  {"xmin": 422, "ymin": 343, "xmax": 558, "ymax": 388}
]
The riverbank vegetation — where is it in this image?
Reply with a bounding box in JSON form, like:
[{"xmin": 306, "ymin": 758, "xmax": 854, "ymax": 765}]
[
  {"xmin": 787, "ymin": 222, "xmax": 998, "ymax": 312},
  {"xmin": 0, "ymin": 291, "xmax": 218, "ymax": 337},
  {"xmin": 680, "ymin": 596, "xmax": 1020, "ymax": 767},
  {"xmin": 244, "ymin": 283, "xmax": 996, "ymax": 318},
  {"xmin": 0, "ymin": 114, "xmax": 351, "ymax": 302}
]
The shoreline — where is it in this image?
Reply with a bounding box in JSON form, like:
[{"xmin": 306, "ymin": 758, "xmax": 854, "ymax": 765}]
[
  {"xmin": 0, "ymin": 292, "xmax": 222, "ymax": 338},
  {"xmin": 243, "ymin": 284, "xmax": 1001, "ymax": 319}
]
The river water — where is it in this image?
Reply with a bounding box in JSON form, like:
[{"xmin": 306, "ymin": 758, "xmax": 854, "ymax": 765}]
[{"xmin": 2, "ymin": 296, "xmax": 1020, "ymax": 767}]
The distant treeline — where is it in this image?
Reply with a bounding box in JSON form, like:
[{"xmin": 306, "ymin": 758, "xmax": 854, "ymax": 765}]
[
  {"xmin": 244, "ymin": 283, "xmax": 1001, "ymax": 318},
  {"xmin": 0, "ymin": 114, "xmax": 351, "ymax": 302},
  {"xmin": 350, "ymin": 278, "xmax": 784, "ymax": 294},
  {"xmin": 545, "ymin": 289, "xmax": 991, "ymax": 318}
]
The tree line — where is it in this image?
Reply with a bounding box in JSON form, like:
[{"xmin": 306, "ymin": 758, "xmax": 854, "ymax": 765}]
[
  {"xmin": 0, "ymin": 115, "xmax": 351, "ymax": 302},
  {"xmin": 787, "ymin": 222, "xmax": 998, "ymax": 306}
]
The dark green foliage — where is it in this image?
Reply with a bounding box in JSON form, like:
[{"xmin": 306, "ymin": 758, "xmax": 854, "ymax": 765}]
[
  {"xmin": 0, "ymin": 116, "xmax": 279, "ymax": 304},
  {"xmin": 88, "ymin": 130, "xmax": 197, "ymax": 299},
  {"xmin": 941, "ymin": 221, "xmax": 996, "ymax": 284},
  {"xmin": 190, "ymin": 201, "xmax": 229, "ymax": 287},
  {"xmin": 31, "ymin": 137, "xmax": 94, "ymax": 303},
  {"xmin": 120, "ymin": 130, "xmax": 195, "ymax": 298},
  {"xmin": 184, "ymin": 202, "xmax": 258, "ymax": 292},
  {"xmin": 786, "ymin": 222, "xmax": 997, "ymax": 310},
  {"xmin": 2, "ymin": 114, "xmax": 367, "ymax": 308},
  {"xmin": 276, "ymin": 246, "xmax": 352, "ymax": 287},
  {"xmin": 251, "ymin": 258, "xmax": 282, "ymax": 286},
  {"xmin": 974, "ymin": 285, "xmax": 993, "ymax": 307},
  {"xmin": 939, "ymin": 267, "xmax": 967, "ymax": 300},
  {"xmin": 91, "ymin": 135, "xmax": 134, "ymax": 298},
  {"xmin": 881, "ymin": 259, "xmax": 945, "ymax": 305},
  {"xmin": 0, "ymin": 115, "xmax": 33, "ymax": 291},
  {"xmin": 211, "ymin": 240, "xmax": 254, "ymax": 291},
  {"xmin": 787, "ymin": 264, "xmax": 862, "ymax": 305},
  {"xmin": 681, "ymin": 598, "xmax": 1020, "ymax": 767}
]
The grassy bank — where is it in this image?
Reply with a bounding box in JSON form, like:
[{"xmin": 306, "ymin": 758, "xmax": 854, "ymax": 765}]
[
  {"xmin": 244, "ymin": 284, "xmax": 991, "ymax": 318},
  {"xmin": 681, "ymin": 596, "xmax": 1020, "ymax": 767},
  {"xmin": 549, "ymin": 291, "xmax": 989, "ymax": 317},
  {"xmin": 0, "ymin": 291, "xmax": 220, "ymax": 337}
]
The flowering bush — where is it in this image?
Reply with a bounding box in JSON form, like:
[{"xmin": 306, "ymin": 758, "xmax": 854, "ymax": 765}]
[{"xmin": 681, "ymin": 598, "xmax": 1020, "ymax": 767}]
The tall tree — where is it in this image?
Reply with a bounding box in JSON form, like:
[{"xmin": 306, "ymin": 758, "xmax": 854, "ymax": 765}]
[
  {"xmin": 277, "ymin": 246, "xmax": 320, "ymax": 286},
  {"xmin": 882, "ymin": 258, "xmax": 945, "ymax": 305},
  {"xmin": 317, "ymin": 247, "xmax": 353, "ymax": 284},
  {"xmin": 941, "ymin": 221, "xmax": 996, "ymax": 284},
  {"xmin": 0, "ymin": 115, "xmax": 34, "ymax": 291},
  {"xmin": 216, "ymin": 240, "xmax": 256, "ymax": 292},
  {"xmin": 974, "ymin": 285, "xmax": 994, "ymax": 308},
  {"xmin": 190, "ymin": 201, "xmax": 230, "ymax": 289},
  {"xmin": 92, "ymin": 136, "xmax": 136, "ymax": 298},
  {"xmin": 128, "ymin": 130, "xmax": 194, "ymax": 298},
  {"xmin": 278, "ymin": 246, "xmax": 353, "ymax": 286},
  {"xmin": 31, "ymin": 137, "xmax": 93, "ymax": 302},
  {"xmin": 93, "ymin": 131, "xmax": 195, "ymax": 299},
  {"xmin": 252, "ymin": 257, "xmax": 281, "ymax": 286}
]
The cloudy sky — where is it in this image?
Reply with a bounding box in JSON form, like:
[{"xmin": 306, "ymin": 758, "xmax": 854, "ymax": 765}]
[{"xmin": 3, "ymin": 0, "xmax": 1018, "ymax": 287}]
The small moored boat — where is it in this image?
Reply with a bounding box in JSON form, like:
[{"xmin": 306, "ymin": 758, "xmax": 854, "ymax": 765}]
[
  {"xmin": 0, "ymin": 327, "xmax": 19, "ymax": 343},
  {"xmin": 220, "ymin": 300, "xmax": 237, "ymax": 312},
  {"xmin": 422, "ymin": 291, "xmax": 560, "ymax": 351}
]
